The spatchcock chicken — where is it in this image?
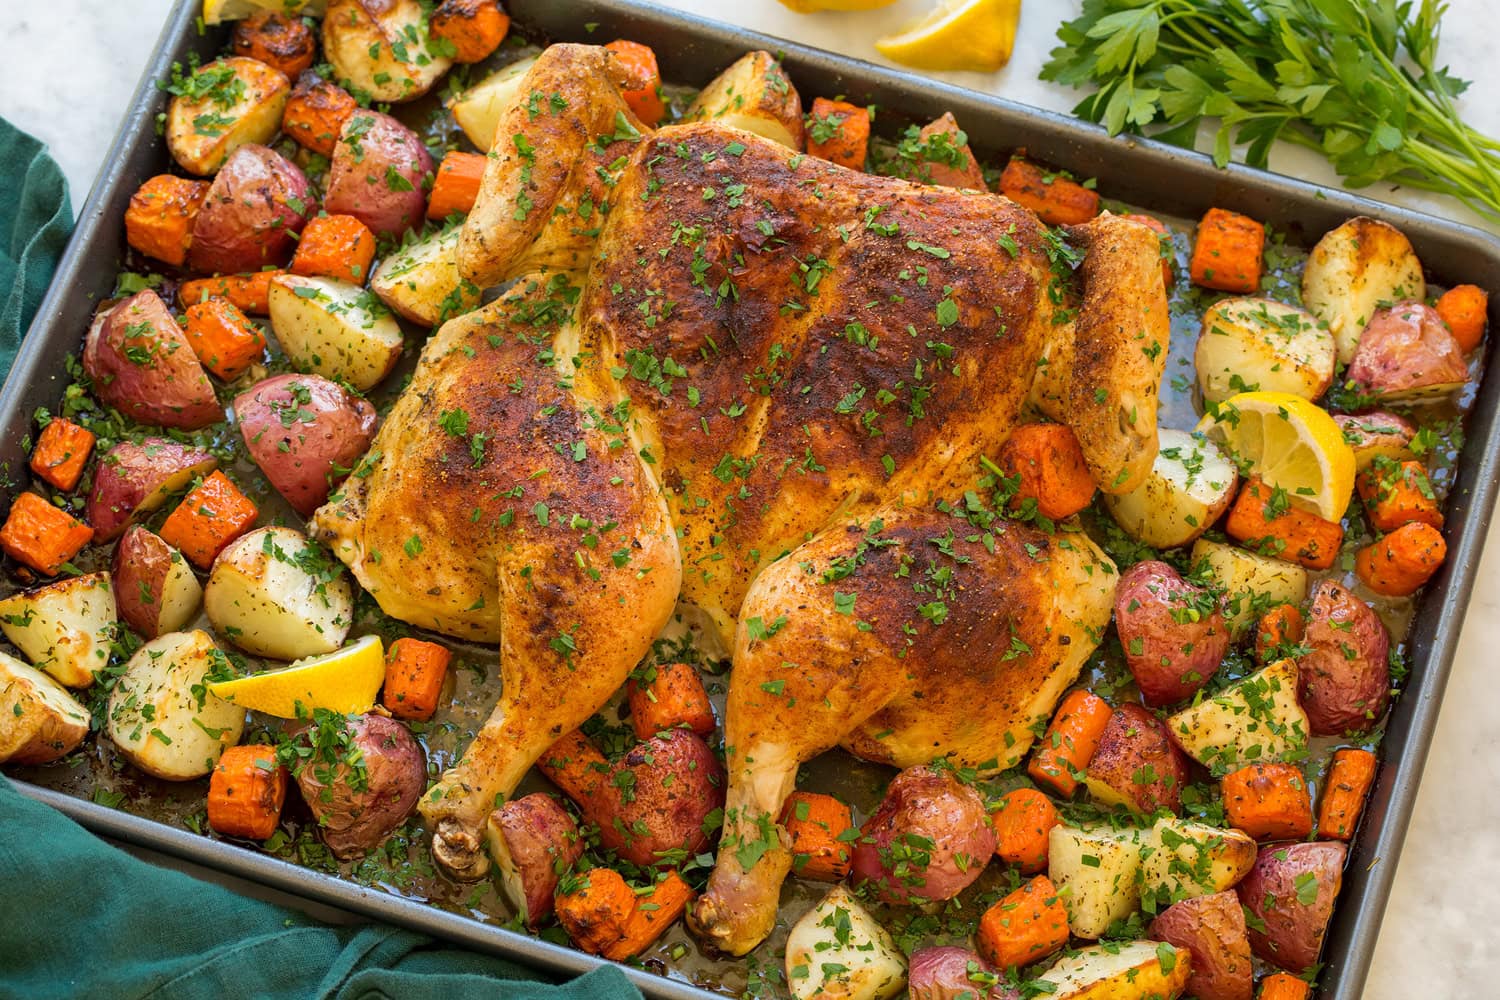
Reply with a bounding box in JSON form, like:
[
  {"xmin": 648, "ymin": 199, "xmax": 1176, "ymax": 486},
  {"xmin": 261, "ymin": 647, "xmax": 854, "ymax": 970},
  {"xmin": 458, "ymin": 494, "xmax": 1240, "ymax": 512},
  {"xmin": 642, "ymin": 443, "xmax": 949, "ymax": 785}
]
[{"xmin": 310, "ymin": 43, "xmax": 1170, "ymax": 953}]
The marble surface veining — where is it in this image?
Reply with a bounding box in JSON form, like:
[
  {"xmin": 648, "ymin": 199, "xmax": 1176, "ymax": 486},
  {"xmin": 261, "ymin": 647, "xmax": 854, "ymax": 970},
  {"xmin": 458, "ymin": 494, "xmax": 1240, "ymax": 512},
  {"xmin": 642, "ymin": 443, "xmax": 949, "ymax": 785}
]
[{"xmin": 2, "ymin": 1, "xmax": 1498, "ymax": 995}]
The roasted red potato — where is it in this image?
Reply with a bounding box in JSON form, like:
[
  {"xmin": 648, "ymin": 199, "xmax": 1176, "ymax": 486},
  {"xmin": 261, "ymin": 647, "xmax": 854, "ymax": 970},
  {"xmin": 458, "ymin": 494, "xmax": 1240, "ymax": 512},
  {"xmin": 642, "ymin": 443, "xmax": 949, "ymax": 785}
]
[
  {"xmin": 1347, "ymin": 302, "xmax": 1469, "ymax": 401},
  {"xmin": 111, "ymin": 526, "xmax": 202, "ymax": 639},
  {"xmin": 1236, "ymin": 841, "xmax": 1346, "ymax": 973},
  {"xmin": 189, "ymin": 144, "xmax": 312, "ymax": 274},
  {"xmin": 292, "ymin": 712, "xmax": 427, "ymax": 859},
  {"xmin": 1334, "ymin": 411, "xmax": 1414, "ymax": 472},
  {"xmin": 325, "ymin": 111, "xmax": 434, "ymax": 238},
  {"xmin": 1084, "ymin": 703, "xmax": 1189, "ymax": 815},
  {"xmin": 486, "ymin": 793, "xmax": 585, "ymax": 928},
  {"xmin": 1149, "ymin": 890, "xmax": 1253, "ymax": 1000},
  {"xmin": 1114, "ymin": 559, "xmax": 1229, "ymax": 706},
  {"xmin": 1298, "ymin": 580, "xmax": 1391, "ymax": 735},
  {"xmin": 849, "ymin": 765, "xmax": 996, "ymax": 905},
  {"xmin": 909, "ymin": 946, "xmax": 1014, "ymax": 1000},
  {"xmin": 82, "ymin": 291, "xmax": 221, "ymax": 431},
  {"xmin": 86, "ymin": 438, "xmax": 218, "ymax": 542}
]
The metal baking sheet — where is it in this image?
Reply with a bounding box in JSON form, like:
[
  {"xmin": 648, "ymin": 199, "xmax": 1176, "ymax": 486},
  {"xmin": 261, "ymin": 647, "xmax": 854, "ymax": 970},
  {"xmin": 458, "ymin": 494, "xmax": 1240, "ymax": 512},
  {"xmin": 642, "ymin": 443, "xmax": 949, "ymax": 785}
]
[{"xmin": 5, "ymin": 1, "xmax": 1500, "ymax": 997}]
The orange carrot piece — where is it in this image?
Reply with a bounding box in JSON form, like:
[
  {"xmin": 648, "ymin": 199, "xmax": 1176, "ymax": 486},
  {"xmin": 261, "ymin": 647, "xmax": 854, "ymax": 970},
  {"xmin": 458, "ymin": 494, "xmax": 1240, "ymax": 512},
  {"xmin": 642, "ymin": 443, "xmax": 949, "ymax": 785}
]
[
  {"xmin": 1028, "ymin": 689, "xmax": 1112, "ymax": 797},
  {"xmin": 996, "ymin": 423, "xmax": 1097, "ymax": 521},
  {"xmin": 1259, "ymin": 973, "xmax": 1311, "ymax": 1000},
  {"xmin": 207, "ymin": 744, "xmax": 288, "ymax": 840},
  {"xmin": 426, "ymin": 151, "xmax": 488, "ymax": 221},
  {"xmin": 183, "ymin": 297, "xmax": 268, "ymax": 380},
  {"xmin": 1253, "ymin": 603, "xmax": 1305, "ymax": 664},
  {"xmin": 1318, "ymin": 747, "xmax": 1377, "ymax": 841},
  {"xmin": 916, "ymin": 113, "xmax": 987, "ymax": 190},
  {"xmin": 989, "ymin": 788, "xmax": 1060, "ymax": 874},
  {"xmin": 604, "ymin": 39, "xmax": 666, "ymax": 127},
  {"xmin": 29, "ymin": 418, "xmax": 96, "ymax": 493},
  {"xmin": 779, "ymin": 791, "xmax": 855, "ymax": 882},
  {"xmin": 158, "ymin": 471, "xmax": 259, "ymax": 569},
  {"xmin": 124, "ymin": 175, "xmax": 209, "ymax": 267},
  {"xmin": 282, "ymin": 72, "xmax": 358, "ymax": 158},
  {"xmin": 555, "ymin": 867, "xmax": 636, "ymax": 956},
  {"xmin": 1119, "ymin": 212, "xmax": 1175, "ymax": 288},
  {"xmin": 537, "ymin": 729, "xmax": 611, "ymax": 804},
  {"xmin": 178, "ymin": 270, "xmax": 285, "ymax": 316},
  {"xmin": 1436, "ymin": 284, "xmax": 1488, "ymax": 354},
  {"xmin": 1357, "ymin": 459, "xmax": 1443, "ymax": 533},
  {"xmin": 999, "ymin": 158, "xmax": 1100, "ymax": 226},
  {"xmin": 432, "ymin": 0, "xmax": 511, "ymax": 64},
  {"xmin": 382, "ymin": 637, "xmax": 452, "ymax": 721},
  {"xmin": 1222, "ymin": 762, "xmax": 1314, "ymax": 840},
  {"xmin": 1191, "ymin": 207, "xmax": 1265, "ymax": 294},
  {"xmin": 291, "ymin": 214, "xmax": 377, "ymax": 283},
  {"xmin": 976, "ymin": 874, "xmax": 1071, "ymax": 970},
  {"xmin": 1355, "ymin": 521, "xmax": 1447, "ymax": 598},
  {"xmin": 626, "ymin": 661, "xmax": 715, "ymax": 739},
  {"xmin": 1225, "ymin": 477, "xmax": 1344, "ymax": 570},
  {"xmin": 806, "ymin": 98, "xmax": 871, "ymax": 171},
  {"xmin": 231, "ymin": 11, "xmax": 314, "ymax": 79},
  {"xmin": 602, "ymin": 870, "xmax": 697, "ymax": 961},
  {"xmin": 0, "ymin": 492, "xmax": 93, "ymax": 576}
]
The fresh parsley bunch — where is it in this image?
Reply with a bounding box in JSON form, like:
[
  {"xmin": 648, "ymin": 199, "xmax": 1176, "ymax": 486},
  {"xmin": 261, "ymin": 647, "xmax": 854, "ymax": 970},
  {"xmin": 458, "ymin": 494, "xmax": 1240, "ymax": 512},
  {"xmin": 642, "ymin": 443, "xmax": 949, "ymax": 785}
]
[{"xmin": 1042, "ymin": 0, "xmax": 1500, "ymax": 221}]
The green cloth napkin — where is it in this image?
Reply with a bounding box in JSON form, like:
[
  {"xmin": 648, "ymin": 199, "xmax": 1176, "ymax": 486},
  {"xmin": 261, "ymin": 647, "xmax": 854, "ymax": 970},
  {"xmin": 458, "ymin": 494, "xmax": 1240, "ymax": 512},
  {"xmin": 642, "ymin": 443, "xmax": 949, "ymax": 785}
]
[{"xmin": 0, "ymin": 119, "xmax": 644, "ymax": 1000}]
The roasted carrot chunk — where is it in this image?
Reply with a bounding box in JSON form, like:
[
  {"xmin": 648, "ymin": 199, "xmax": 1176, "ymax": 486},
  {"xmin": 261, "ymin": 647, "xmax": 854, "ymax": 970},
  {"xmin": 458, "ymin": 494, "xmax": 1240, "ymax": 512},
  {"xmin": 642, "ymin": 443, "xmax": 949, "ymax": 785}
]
[
  {"xmin": 989, "ymin": 788, "xmax": 1060, "ymax": 874},
  {"xmin": 537, "ymin": 729, "xmax": 610, "ymax": 803},
  {"xmin": 555, "ymin": 867, "xmax": 637, "ymax": 956},
  {"xmin": 1355, "ymin": 521, "xmax": 1447, "ymax": 597},
  {"xmin": 602, "ymin": 870, "xmax": 697, "ymax": 961},
  {"xmin": 207, "ymin": 744, "xmax": 288, "ymax": 840},
  {"xmin": 159, "ymin": 471, "xmax": 259, "ymax": 569},
  {"xmin": 914, "ymin": 113, "xmax": 987, "ymax": 190},
  {"xmin": 976, "ymin": 875, "xmax": 1070, "ymax": 970},
  {"xmin": 1119, "ymin": 212, "xmax": 1175, "ymax": 288},
  {"xmin": 1259, "ymin": 973, "xmax": 1311, "ymax": 1000},
  {"xmin": 999, "ymin": 158, "xmax": 1099, "ymax": 226},
  {"xmin": 382, "ymin": 637, "xmax": 452, "ymax": 721},
  {"xmin": 432, "ymin": 0, "xmax": 511, "ymax": 64},
  {"xmin": 1191, "ymin": 207, "xmax": 1265, "ymax": 293},
  {"xmin": 124, "ymin": 175, "xmax": 209, "ymax": 267},
  {"xmin": 29, "ymin": 418, "xmax": 96, "ymax": 493},
  {"xmin": 291, "ymin": 214, "xmax": 377, "ymax": 282},
  {"xmin": 1436, "ymin": 283, "xmax": 1488, "ymax": 354},
  {"xmin": 604, "ymin": 39, "xmax": 666, "ymax": 127},
  {"xmin": 183, "ymin": 297, "xmax": 267, "ymax": 380},
  {"xmin": 426, "ymin": 151, "xmax": 488, "ymax": 221},
  {"xmin": 995, "ymin": 422, "xmax": 1097, "ymax": 521},
  {"xmin": 281, "ymin": 72, "xmax": 358, "ymax": 158},
  {"xmin": 779, "ymin": 791, "xmax": 855, "ymax": 882},
  {"xmin": 1253, "ymin": 603, "xmax": 1305, "ymax": 664},
  {"xmin": 806, "ymin": 98, "xmax": 871, "ymax": 171},
  {"xmin": 1225, "ymin": 477, "xmax": 1344, "ymax": 570},
  {"xmin": 1028, "ymin": 689, "xmax": 1112, "ymax": 797},
  {"xmin": 231, "ymin": 11, "xmax": 315, "ymax": 79},
  {"xmin": 1318, "ymin": 747, "xmax": 1377, "ymax": 841},
  {"xmin": 1357, "ymin": 458, "xmax": 1443, "ymax": 533},
  {"xmin": 178, "ymin": 270, "xmax": 285, "ymax": 316},
  {"xmin": 626, "ymin": 661, "xmax": 715, "ymax": 739},
  {"xmin": 1222, "ymin": 762, "xmax": 1314, "ymax": 840},
  {"xmin": 0, "ymin": 492, "xmax": 93, "ymax": 576}
]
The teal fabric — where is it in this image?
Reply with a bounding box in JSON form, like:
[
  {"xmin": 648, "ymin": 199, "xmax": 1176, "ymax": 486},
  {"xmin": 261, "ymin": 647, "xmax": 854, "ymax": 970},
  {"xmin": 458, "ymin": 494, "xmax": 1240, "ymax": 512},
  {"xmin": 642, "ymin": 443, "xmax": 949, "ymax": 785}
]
[{"xmin": 0, "ymin": 119, "xmax": 641, "ymax": 1000}]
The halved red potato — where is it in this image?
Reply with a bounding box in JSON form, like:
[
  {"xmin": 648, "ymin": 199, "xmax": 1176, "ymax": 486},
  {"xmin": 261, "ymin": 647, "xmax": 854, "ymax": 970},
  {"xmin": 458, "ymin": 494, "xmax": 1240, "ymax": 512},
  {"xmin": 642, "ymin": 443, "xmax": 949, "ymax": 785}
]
[{"xmin": 83, "ymin": 292, "xmax": 221, "ymax": 431}]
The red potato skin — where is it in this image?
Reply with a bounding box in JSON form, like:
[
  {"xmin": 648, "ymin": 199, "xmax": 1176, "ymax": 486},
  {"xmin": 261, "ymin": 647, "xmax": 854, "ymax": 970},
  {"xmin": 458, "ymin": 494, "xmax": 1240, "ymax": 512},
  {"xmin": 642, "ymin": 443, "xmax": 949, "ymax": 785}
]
[
  {"xmin": 849, "ymin": 765, "xmax": 997, "ymax": 905},
  {"xmin": 1333, "ymin": 411, "xmax": 1413, "ymax": 455},
  {"xmin": 83, "ymin": 291, "xmax": 221, "ymax": 431},
  {"xmin": 1086, "ymin": 703, "xmax": 1189, "ymax": 814},
  {"xmin": 86, "ymin": 438, "xmax": 218, "ymax": 542},
  {"xmin": 1114, "ymin": 560, "xmax": 1229, "ymax": 706},
  {"xmin": 909, "ymin": 946, "xmax": 1019, "ymax": 1000},
  {"xmin": 1149, "ymin": 891, "xmax": 1253, "ymax": 1000},
  {"xmin": 1298, "ymin": 580, "xmax": 1391, "ymax": 736},
  {"xmin": 111, "ymin": 526, "xmax": 185, "ymax": 638},
  {"xmin": 1347, "ymin": 302, "xmax": 1469, "ymax": 398},
  {"xmin": 234, "ymin": 373, "xmax": 378, "ymax": 516},
  {"xmin": 494, "ymin": 793, "xmax": 585, "ymax": 927},
  {"xmin": 1237, "ymin": 841, "xmax": 1347, "ymax": 973},
  {"xmin": 188, "ymin": 144, "xmax": 312, "ymax": 274},
  {"xmin": 294, "ymin": 713, "xmax": 427, "ymax": 859},
  {"xmin": 325, "ymin": 111, "xmax": 434, "ymax": 238}
]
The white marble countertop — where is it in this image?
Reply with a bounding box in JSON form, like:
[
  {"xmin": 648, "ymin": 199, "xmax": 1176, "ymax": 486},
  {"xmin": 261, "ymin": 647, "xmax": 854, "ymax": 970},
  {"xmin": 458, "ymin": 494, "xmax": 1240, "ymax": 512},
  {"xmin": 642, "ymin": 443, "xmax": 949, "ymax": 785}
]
[{"xmin": 3, "ymin": 1, "xmax": 1498, "ymax": 995}]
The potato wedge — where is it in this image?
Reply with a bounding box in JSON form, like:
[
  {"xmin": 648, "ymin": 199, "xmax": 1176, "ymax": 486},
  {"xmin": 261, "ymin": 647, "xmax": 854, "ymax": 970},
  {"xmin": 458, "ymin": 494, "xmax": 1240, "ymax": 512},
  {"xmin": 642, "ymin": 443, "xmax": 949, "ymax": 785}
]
[
  {"xmin": 0, "ymin": 572, "xmax": 118, "ymax": 688},
  {"xmin": 370, "ymin": 225, "xmax": 482, "ymax": 326},
  {"xmin": 204, "ymin": 526, "xmax": 354, "ymax": 661},
  {"xmin": 784, "ymin": 885, "xmax": 906, "ymax": 1000},
  {"xmin": 1049, "ymin": 823, "xmax": 1148, "ymax": 939},
  {"xmin": 166, "ymin": 56, "xmax": 290, "ymax": 176},
  {"xmin": 1103, "ymin": 429, "xmax": 1237, "ymax": 549},
  {"xmin": 269, "ymin": 275, "xmax": 404, "ymax": 391},
  {"xmin": 87, "ymin": 438, "xmax": 218, "ymax": 543},
  {"xmin": 1165, "ymin": 659, "xmax": 1309, "ymax": 774},
  {"xmin": 1195, "ymin": 297, "xmax": 1335, "ymax": 403},
  {"xmin": 1140, "ymin": 817, "xmax": 1257, "ymax": 907},
  {"xmin": 1037, "ymin": 940, "xmax": 1192, "ymax": 999},
  {"xmin": 485, "ymin": 793, "xmax": 585, "ymax": 928},
  {"xmin": 1189, "ymin": 538, "xmax": 1309, "ymax": 635},
  {"xmin": 112, "ymin": 526, "xmax": 203, "ymax": 640},
  {"xmin": 1335, "ymin": 412, "xmax": 1415, "ymax": 472},
  {"xmin": 1302, "ymin": 216, "xmax": 1425, "ymax": 365},
  {"xmin": 448, "ymin": 55, "xmax": 539, "ymax": 149},
  {"xmin": 684, "ymin": 51, "xmax": 805, "ymax": 151},
  {"xmin": 105, "ymin": 630, "xmax": 245, "ymax": 780},
  {"xmin": 323, "ymin": 0, "xmax": 453, "ymax": 104},
  {"xmin": 0, "ymin": 650, "xmax": 90, "ymax": 765}
]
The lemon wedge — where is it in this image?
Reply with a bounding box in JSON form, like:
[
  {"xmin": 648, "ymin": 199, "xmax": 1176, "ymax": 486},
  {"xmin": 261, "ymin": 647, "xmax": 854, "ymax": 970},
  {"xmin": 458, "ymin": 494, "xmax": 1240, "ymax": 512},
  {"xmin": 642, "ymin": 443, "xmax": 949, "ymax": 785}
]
[
  {"xmin": 207, "ymin": 635, "xmax": 385, "ymax": 718},
  {"xmin": 202, "ymin": 0, "xmax": 326, "ymax": 25},
  {"xmin": 779, "ymin": 0, "xmax": 898, "ymax": 10},
  {"xmin": 1195, "ymin": 391, "xmax": 1356, "ymax": 522},
  {"xmin": 875, "ymin": 0, "xmax": 1022, "ymax": 73}
]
